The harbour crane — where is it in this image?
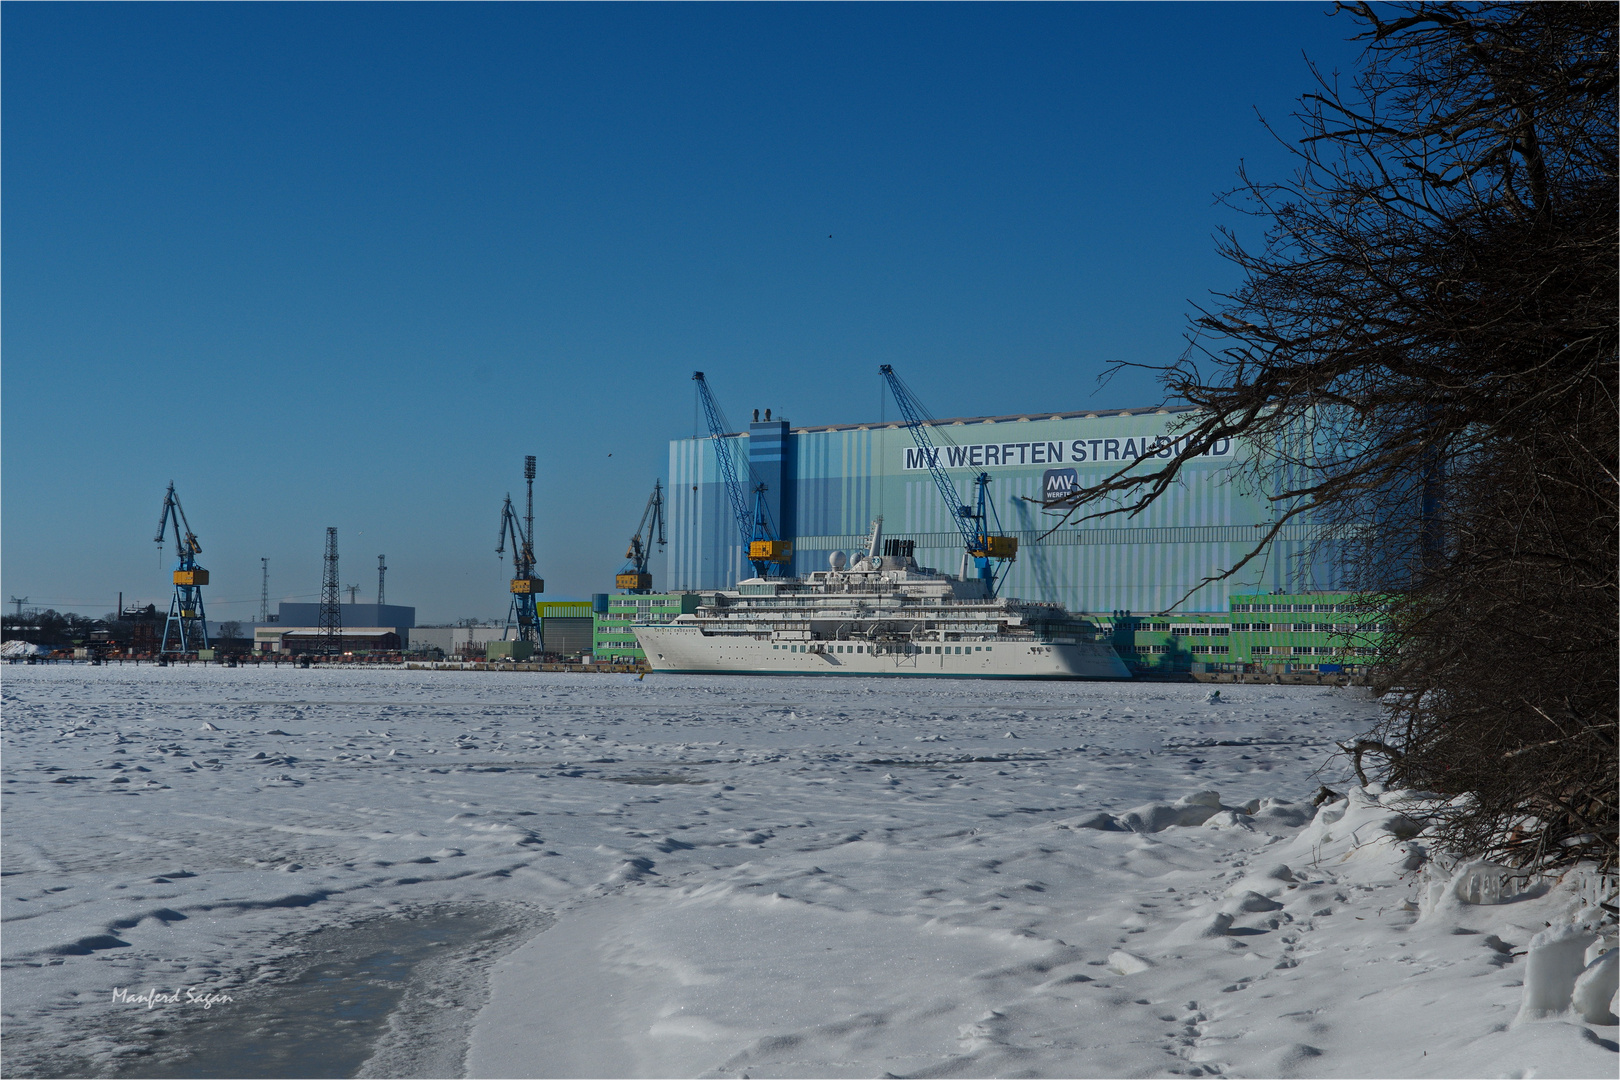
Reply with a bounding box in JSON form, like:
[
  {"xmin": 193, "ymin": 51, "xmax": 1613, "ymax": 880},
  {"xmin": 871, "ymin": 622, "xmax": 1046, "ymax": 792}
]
[
  {"xmin": 497, "ymin": 455, "xmax": 543, "ymax": 643},
  {"xmin": 692, "ymin": 371, "xmax": 791, "ymax": 578},
  {"xmin": 617, "ymin": 480, "xmax": 666, "ymax": 593},
  {"xmin": 154, "ymin": 481, "xmax": 210, "ymax": 654},
  {"xmin": 879, "ymin": 365, "xmax": 1018, "ymax": 594}
]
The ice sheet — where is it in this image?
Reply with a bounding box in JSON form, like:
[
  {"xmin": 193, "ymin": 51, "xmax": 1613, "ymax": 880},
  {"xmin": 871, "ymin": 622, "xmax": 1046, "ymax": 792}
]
[{"xmin": 3, "ymin": 666, "xmax": 1613, "ymax": 1078}]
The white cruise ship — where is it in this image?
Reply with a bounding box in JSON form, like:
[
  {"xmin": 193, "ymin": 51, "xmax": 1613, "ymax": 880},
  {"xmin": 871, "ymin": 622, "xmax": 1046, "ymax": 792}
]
[{"xmin": 635, "ymin": 521, "xmax": 1131, "ymax": 680}]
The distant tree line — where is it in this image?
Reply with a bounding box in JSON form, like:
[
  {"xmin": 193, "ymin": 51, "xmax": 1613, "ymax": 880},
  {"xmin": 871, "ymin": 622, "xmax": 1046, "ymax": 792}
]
[
  {"xmin": 1049, "ymin": 3, "xmax": 1616, "ymax": 873},
  {"xmin": 1, "ymin": 609, "xmax": 115, "ymax": 648},
  {"xmin": 2, "ymin": 609, "xmax": 248, "ymax": 650}
]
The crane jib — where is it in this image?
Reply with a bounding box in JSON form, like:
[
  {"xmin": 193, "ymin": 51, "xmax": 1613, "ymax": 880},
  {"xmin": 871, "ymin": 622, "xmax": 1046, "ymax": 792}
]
[
  {"xmin": 879, "ymin": 365, "xmax": 1019, "ymax": 593},
  {"xmin": 693, "ymin": 372, "xmax": 789, "ymax": 576}
]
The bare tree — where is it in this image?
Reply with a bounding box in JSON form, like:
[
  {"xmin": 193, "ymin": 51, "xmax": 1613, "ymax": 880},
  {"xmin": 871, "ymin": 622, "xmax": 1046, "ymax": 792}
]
[{"xmin": 1048, "ymin": 2, "xmax": 1617, "ymax": 872}]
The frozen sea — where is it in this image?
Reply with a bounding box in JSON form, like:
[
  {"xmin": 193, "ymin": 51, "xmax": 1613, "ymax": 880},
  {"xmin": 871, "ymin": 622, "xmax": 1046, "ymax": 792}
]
[{"xmin": 2, "ymin": 665, "xmax": 1613, "ymax": 1078}]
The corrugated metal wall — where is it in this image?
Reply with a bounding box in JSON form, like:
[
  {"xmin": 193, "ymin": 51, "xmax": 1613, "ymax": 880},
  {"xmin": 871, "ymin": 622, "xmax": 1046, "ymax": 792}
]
[{"xmin": 668, "ymin": 412, "xmax": 1338, "ymax": 613}]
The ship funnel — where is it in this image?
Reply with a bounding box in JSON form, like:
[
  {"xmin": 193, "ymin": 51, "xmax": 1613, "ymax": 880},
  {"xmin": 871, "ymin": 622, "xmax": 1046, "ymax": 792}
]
[{"xmin": 866, "ymin": 517, "xmax": 884, "ymax": 559}]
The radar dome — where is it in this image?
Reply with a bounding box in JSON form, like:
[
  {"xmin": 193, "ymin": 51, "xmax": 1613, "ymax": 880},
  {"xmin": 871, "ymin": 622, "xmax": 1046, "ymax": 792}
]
[{"xmin": 828, "ymin": 550, "xmax": 847, "ymax": 570}]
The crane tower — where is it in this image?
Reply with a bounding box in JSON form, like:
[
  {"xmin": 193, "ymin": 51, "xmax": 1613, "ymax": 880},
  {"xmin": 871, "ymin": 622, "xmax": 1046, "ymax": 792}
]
[{"xmin": 154, "ymin": 482, "xmax": 210, "ymax": 655}]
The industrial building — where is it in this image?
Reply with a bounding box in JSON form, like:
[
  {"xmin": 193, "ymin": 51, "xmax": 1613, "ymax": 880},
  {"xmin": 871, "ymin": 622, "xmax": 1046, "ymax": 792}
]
[
  {"xmin": 406, "ymin": 625, "xmax": 509, "ymax": 656},
  {"xmin": 258, "ymin": 627, "xmax": 403, "ymax": 654},
  {"xmin": 1101, "ymin": 592, "xmax": 1386, "ymax": 676},
  {"xmin": 667, "ymin": 404, "xmax": 1336, "ymax": 615},
  {"xmin": 592, "ymin": 593, "xmax": 702, "ymax": 664},
  {"xmin": 270, "ymin": 603, "xmax": 415, "ymax": 643},
  {"xmin": 409, "ymin": 603, "xmax": 594, "ymax": 658},
  {"xmin": 250, "ymin": 603, "xmax": 415, "ymax": 654}
]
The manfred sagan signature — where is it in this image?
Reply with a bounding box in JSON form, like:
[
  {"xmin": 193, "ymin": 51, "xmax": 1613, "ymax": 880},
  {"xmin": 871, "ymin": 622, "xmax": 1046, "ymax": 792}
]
[{"xmin": 111, "ymin": 986, "xmax": 235, "ymax": 1010}]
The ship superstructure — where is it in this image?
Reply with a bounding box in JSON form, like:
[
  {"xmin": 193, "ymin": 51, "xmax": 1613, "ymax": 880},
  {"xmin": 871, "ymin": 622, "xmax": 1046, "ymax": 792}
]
[{"xmin": 635, "ymin": 520, "xmax": 1131, "ymax": 679}]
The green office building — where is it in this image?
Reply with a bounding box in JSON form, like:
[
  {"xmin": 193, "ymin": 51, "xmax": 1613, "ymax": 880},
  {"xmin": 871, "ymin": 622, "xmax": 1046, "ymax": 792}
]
[
  {"xmin": 1103, "ymin": 592, "xmax": 1388, "ymax": 675},
  {"xmin": 592, "ymin": 593, "xmax": 703, "ymax": 664}
]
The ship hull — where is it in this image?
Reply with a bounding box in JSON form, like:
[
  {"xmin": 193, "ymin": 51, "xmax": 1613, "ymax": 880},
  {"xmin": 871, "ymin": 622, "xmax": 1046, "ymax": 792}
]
[{"xmin": 635, "ymin": 626, "xmax": 1131, "ymax": 680}]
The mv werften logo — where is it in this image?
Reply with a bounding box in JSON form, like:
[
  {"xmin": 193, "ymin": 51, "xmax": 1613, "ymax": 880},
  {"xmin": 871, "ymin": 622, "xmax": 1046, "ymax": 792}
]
[{"xmin": 1043, "ymin": 468, "xmax": 1078, "ymax": 500}]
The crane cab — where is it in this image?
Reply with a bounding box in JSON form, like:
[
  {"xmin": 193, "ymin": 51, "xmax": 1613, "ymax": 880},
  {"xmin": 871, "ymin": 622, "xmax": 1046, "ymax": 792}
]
[
  {"xmin": 173, "ymin": 568, "xmax": 210, "ymax": 586},
  {"xmin": 617, "ymin": 571, "xmax": 653, "ymax": 591},
  {"xmin": 510, "ymin": 576, "xmax": 543, "ymax": 595},
  {"xmin": 749, "ymin": 539, "xmax": 793, "ymax": 563},
  {"xmin": 971, "ymin": 535, "xmax": 1019, "ymax": 560}
]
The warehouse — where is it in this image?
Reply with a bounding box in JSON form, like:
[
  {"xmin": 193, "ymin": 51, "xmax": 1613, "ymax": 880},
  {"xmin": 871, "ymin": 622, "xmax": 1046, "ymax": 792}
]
[{"xmin": 667, "ymin": 404, "xmax": 1338, "ymax": 615}]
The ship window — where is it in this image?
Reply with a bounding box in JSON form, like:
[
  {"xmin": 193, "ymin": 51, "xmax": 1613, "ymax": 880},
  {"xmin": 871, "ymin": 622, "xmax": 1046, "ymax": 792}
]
[{"xmin": 857, "ymin": 646, "xmax": 864, "ymax": 653}]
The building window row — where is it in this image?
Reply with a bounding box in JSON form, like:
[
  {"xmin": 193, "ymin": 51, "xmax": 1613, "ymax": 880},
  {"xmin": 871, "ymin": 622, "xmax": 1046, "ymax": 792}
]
[
  {"xmin": 1190, "ymin": 645, "xmax": 1230, "ymax": 655},
  {"xmin": 1228, "ymin": 621, "xmax": 1387, "ymax": 634}
]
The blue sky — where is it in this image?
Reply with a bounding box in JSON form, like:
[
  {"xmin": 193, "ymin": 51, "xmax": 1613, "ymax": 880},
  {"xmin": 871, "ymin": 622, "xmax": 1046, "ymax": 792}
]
[{"xmin": 2, "ymin": 2, "xmax": 1363, "ymax": 623}]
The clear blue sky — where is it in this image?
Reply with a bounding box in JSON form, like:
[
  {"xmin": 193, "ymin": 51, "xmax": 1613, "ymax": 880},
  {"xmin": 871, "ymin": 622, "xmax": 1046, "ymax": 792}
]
[{"xmin": 3, "ymin": 2, "xmax": 1363, "ymax": 624}]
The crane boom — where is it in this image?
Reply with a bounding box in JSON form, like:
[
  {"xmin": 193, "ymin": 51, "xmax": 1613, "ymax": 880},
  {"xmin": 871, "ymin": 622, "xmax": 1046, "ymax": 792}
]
[
  {"xmin": 692, "ymin": 372, "xmax": 754, "ymax": 549},
  {"xmin": 879, "ymin": 365, "xmax": 1017, "ymax": 593},
  {"xmin": 878, "ymin": 367, "xmax": 977, "ymax": 554},
  {"xmin": 155, "ymin": 481, "xmax": 201, "ymax": 557},
  {"xmin": 617, "ymin": 480, "xmax": 666, "ymax": 593},
  {"xmin": 692, "ymin": 372, "xmax": 790, "ymax": 577}
]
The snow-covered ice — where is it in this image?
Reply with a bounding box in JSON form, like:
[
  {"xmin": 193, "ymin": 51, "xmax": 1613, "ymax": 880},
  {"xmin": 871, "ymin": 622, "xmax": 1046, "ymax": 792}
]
[{"xmin": 2, "ymin": 665, "xmax": 1614, "ymax": 1078}]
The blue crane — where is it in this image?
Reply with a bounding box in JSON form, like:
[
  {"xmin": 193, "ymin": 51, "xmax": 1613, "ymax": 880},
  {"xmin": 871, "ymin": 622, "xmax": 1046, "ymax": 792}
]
[
  {"xmin": 154, "ymin": 481, "xmax": 209, "ymax": 655},
  {"xmin": 879, "ymin": 365, "xmax": 1018, "ymax": 593},
  {"xmin": 693, "ymin": 372, "xmax": 792, "ymax": 578},
  {"xmin": 497, "ymin": 455, "xmax": 543, "ymax": 643}
]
